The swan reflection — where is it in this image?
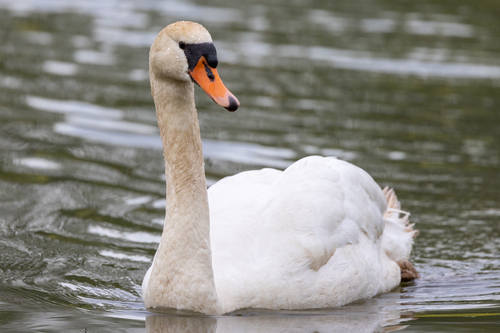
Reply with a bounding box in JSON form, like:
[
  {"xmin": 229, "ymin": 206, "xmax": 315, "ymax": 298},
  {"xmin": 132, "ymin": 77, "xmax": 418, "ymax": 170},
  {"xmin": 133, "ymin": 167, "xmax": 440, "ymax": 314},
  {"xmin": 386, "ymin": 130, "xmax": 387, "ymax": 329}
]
[{"xmin": 145, "ymin": 305, "xmax": 411, "ymax": 333}]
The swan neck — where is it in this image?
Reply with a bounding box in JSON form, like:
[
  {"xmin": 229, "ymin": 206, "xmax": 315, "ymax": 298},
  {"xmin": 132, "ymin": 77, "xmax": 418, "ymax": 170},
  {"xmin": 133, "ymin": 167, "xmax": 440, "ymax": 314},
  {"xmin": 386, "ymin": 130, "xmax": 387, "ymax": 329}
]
[
  {"xmin": 153, "ymin": 77, "xmax": 206, "ymax": 220},
  {"xmin": 144, "ymin": 74, "xmax": 221, "ymax": 315}
]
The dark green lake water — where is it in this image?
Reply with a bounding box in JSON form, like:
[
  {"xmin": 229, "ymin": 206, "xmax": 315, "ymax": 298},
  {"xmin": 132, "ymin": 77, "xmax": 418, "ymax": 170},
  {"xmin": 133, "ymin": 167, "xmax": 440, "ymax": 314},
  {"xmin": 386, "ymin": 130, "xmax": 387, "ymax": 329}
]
[{"xmin": 1, "ymin": 0, "xmax": 499, "ymax": 332}]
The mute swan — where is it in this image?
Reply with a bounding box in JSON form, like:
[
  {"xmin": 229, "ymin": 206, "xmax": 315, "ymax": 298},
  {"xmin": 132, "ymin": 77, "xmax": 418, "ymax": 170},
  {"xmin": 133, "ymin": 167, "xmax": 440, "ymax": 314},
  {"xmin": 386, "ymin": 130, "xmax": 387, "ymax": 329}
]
[{"xmin": 142, "ymin": 21, "xmax": 418, "ymax": 315}]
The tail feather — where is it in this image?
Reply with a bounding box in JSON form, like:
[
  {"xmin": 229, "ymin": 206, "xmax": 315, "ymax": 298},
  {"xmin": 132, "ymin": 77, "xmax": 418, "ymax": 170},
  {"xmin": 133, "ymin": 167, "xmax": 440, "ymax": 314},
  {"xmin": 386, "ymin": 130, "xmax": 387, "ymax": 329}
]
[
  {"xmin": 383, "ymin": 186, "xmax": 418, "ymax": 238},
  {"xmin": 381, "ymin": 187, "xmax": 418, "ymax": 262},
  {"xmin": 383, "ymin": 186, "xmax": 401, "ymax": 212}
]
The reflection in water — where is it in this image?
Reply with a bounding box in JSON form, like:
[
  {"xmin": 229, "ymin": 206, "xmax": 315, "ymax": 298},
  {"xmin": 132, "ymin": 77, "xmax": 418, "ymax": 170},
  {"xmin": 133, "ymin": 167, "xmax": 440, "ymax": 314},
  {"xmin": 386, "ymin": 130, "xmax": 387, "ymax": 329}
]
[
  {"xmin": 147, "ymin": 316, "xmax": 217, "ymax": 333},
  {"xmin": 218, "ymin": 42, "xmax": 500, "ymax": 79},
  {"xmin": 145, "ymin": 311, "xmax": 408, "ymax": 333},
  {"xmin": 13, "ymin": 157, "xmax": 62, "ymax": 170},
  {"xmin": 42, "ymin": 60, "xmax": 78, "ymax": 76},
  {"xmin": 142, "ymin": 293, "xmax": 413, "ymax": 333},
  {"xmin": 26, "ymin": 95, "xmax": 124, "ymax": 118}
]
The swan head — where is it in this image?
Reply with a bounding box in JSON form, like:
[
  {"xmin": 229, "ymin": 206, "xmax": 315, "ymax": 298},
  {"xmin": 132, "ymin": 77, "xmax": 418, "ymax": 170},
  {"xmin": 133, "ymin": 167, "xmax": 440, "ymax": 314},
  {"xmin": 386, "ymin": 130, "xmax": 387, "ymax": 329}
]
[{"xmin": 150, "ymin": 21, "xmax": 239, "ymax": 111}]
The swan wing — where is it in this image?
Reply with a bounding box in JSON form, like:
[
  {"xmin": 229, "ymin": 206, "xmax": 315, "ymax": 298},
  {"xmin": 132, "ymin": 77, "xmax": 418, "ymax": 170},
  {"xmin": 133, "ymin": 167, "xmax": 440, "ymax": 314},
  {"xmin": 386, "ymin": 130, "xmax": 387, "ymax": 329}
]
[{"xmin": 208, "ymin": 156, "xmax": 401, "ymax": 311}]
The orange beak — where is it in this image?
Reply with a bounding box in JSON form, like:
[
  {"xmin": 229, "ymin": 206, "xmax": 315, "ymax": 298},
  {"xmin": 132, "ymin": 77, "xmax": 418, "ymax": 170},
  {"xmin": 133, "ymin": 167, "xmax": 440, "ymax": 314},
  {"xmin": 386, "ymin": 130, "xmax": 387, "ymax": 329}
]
[{"xmin": 189, "ymin": 56, "xmax": 239, "ymax": 112}]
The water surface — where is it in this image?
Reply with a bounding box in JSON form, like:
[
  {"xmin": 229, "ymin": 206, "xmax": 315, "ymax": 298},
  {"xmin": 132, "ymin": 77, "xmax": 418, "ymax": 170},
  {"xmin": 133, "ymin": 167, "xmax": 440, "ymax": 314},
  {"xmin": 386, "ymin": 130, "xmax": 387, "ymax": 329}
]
[{"xmin": 1, "ymin": 0, "xmax": 499, "ymax": 332}]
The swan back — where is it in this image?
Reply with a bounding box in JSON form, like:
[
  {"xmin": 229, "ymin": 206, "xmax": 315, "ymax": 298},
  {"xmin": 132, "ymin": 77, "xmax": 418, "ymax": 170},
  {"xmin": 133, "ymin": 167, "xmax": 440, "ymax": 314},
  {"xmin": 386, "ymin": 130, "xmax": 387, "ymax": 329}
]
[{"xmin": 208, "ymin": 156, "xmax": 401, "ymax": 312}]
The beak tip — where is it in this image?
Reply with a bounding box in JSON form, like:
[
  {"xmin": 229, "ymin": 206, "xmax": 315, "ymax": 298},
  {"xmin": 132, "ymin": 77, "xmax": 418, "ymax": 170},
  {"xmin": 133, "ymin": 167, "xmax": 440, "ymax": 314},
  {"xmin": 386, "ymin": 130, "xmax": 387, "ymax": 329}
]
[{"xmin": 225, "ymin": 95, "xmax": 239, "ymax": 112}]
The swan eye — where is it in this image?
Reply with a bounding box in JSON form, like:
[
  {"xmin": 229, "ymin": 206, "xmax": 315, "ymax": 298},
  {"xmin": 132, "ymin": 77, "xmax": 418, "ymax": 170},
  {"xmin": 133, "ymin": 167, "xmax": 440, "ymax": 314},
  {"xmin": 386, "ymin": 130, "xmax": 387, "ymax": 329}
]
[{"xmin": 179, "ymin": 42, "xmax": 186, "ymax": 50}]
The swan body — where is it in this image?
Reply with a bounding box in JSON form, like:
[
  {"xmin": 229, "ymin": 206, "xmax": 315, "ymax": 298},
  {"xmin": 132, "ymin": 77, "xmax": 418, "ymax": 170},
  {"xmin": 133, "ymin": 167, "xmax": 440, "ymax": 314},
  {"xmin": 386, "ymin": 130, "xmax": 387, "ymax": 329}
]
[{"xmin": 142, "ymin": 21, "xmax": 418, "ymax": 315}]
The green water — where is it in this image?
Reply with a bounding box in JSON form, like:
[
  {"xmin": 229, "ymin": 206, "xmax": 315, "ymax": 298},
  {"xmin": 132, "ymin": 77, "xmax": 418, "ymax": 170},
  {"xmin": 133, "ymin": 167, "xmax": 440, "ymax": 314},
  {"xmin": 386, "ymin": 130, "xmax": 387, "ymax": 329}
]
[{"xmin": 1, "ymin": 0, "xmax": 499, "ymax": 332}]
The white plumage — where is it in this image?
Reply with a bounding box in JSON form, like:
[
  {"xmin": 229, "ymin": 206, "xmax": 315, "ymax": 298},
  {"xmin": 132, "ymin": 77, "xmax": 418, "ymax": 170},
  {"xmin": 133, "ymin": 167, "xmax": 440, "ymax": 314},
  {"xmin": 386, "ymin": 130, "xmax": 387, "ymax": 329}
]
[
  {"xmin": 208, "ymin": 156, "xmax": 413, "ymax": 313},
  {"xmin": 141, "ymin": 21, "xmax": 418, "ymax": 315}
]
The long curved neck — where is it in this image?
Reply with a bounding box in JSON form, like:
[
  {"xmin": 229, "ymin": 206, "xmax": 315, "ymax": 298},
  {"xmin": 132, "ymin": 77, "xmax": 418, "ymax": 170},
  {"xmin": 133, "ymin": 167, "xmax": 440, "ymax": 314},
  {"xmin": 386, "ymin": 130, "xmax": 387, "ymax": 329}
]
[{"xmin": 144, "ymin": 74, "xmax": 221, "ymax": 315}]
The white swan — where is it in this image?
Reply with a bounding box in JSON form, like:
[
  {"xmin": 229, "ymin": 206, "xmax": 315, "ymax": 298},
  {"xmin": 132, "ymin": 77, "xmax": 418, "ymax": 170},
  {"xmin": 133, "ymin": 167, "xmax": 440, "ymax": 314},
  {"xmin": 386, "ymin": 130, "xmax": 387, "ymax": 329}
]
[{"xmin": 142, "ymin": 21, "xmax": 418, "ymax": 315}]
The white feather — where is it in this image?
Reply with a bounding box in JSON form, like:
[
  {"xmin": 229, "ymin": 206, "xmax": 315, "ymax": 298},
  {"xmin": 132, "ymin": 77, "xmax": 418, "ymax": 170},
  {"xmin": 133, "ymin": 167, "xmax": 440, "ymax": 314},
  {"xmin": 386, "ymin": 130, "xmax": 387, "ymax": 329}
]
[
  {"xmin": 207, "ymin": 156, "xmax": 413, "ymax": 313},
  {"xmin": 141, "ymin": 21, "xmax": 417, "ymax": 315}
]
